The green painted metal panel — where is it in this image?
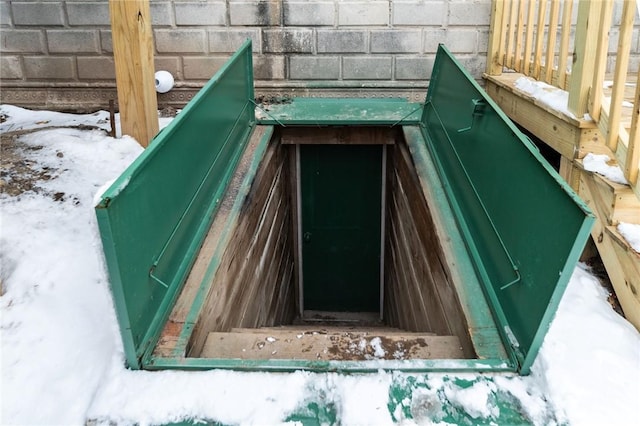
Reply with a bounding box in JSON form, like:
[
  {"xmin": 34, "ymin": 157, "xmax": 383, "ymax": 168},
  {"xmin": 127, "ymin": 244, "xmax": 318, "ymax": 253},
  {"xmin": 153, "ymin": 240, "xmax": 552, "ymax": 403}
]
[
  {"xmin": 421, "ymin": 45, "xmax": 594, "ymax": 373},
  {"xmin": 95, "ymin": 40, "xmax": 255, "ymax": 368},
  {"xmin": 256, "ymin": 98, "xmax": 422, "ymax": 125},
  {"xmin": 300, "ymin": 144, "xmax": 382, "ymax": 312},
  {"xmin": 146, "ymin": 355, "xmax": 513, "ymax": 373}
]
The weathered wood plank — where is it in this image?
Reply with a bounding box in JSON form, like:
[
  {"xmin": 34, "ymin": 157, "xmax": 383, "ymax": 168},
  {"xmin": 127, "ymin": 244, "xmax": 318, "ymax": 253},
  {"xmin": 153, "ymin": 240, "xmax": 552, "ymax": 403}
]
[
  {"xmin": 398, "ymin": 132, "xmax": 479, "ymax": 358},
  {"xmin": 395, "ymin": 144, "xmax": 460, "ymax": 322},
  {"xmin": 189, "ymin": 138, "xmax": 296, "ymax": 356},
  {"xmin": 286, "ymin": 144, "xmax": 302, "ymax": 318},
  {"xmin": 154, "ymin": 126, "xmax": 269, "ymax": 358},
  {"xmin": 201, "ymin": 330, "xmax": 466, "ymax": 360},
  {"xmin": 484, "ymin": 76, "xmax": 588, "ymax": 159},
  {"xmin": 384, "ymin": 139, "xmax": 471, "ymax": 351},
  {"xmin": 391, "ymin": 171, "xmax": 445, "ymax": 332},
  {"xmin": 580, "ymin": 172, "xmax": 640, "ymax": 330},
  {"xmin": 280, "ymin": 126, "xmax": 397, "ymax": 145},
  {"xmin": 387, "ymin": 215, "xmax": 422, "ymax": 331},
  {"xmin": 396, "ymin": 141, "xmax": 473, "ymax": 344},
  {"xmin": 217, "ymin": 167, "xmax": 285, "ymax": 329}
]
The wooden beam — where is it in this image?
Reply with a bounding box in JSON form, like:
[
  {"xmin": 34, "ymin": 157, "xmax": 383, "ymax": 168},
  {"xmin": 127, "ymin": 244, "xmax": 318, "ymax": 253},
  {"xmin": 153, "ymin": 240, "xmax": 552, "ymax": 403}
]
[
  {"xmin": 280, "ymin": 127, "xmax": 398, "ymax": 145},
  {"xmin": 484, "ymin": 74, "xmax": 597, "ymax": 159},
  {"xmin": 109, "ymin": 0, "xmax": 159, "ymax": 148},
  {"xmin": 568, "ymin": 0, "xmax": 602, "ymax": 117}
]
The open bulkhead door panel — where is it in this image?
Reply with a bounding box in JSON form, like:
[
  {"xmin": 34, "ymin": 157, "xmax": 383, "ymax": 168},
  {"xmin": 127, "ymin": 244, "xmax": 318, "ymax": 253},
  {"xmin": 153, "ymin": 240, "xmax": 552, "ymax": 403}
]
[
  {"xmin": 422, "ymin": 45, "xmax": 594, "ymax": 373},
  {"xmin": 95, "ymin": 41, "xmax": 256, "ymax": 369}
]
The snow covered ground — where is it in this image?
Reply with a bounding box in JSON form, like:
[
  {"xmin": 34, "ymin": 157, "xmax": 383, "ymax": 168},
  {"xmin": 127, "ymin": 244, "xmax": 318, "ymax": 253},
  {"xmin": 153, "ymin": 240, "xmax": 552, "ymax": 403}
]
[{"xmin": 1, "ymin": 105, "xmax": 639, "ymax": 425}]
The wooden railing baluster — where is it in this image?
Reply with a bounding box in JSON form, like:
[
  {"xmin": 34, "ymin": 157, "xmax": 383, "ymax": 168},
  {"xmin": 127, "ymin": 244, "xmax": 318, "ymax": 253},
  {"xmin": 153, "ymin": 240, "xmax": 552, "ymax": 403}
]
[
  {"xmin": 523, "ymin": 0, "xmax": 537, "ymax": 76},
  {"xmin": 557, "ymin": 0, "xmax": 573, "ymax": 89},
  {"xmin": 545, "ymin": 0, "xmax": 561, "ymax": 84}
]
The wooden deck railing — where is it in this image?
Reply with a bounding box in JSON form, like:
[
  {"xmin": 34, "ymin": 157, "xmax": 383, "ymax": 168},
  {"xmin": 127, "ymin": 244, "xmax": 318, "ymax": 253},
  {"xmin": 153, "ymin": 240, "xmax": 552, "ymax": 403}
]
[
  {"xmin": 487, "ymin": 0, "xmax": 640, "ymax": 194},
  {"xmin": 487, "ymin": 0, "xmax": 573, "ymax": 88}
]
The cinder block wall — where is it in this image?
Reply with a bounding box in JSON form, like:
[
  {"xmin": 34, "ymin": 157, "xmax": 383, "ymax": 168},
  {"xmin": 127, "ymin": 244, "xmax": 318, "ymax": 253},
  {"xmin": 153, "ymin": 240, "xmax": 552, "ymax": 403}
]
[{"xmin": 0, "ymin": 0, "xmax": 492, "ymax": 110}]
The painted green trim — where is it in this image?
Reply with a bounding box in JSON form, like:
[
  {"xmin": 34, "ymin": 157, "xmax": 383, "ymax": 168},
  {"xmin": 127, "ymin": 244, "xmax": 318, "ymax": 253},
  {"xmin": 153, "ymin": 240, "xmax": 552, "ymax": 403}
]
[
  {"xmin": 146, "ymin": 356, "xmax": 515, "ymax": 373},
  {"xmin": 256, "ymin": 98, "xmax": 423, "ymax": 126},
  {"xmin": 519, "ymin": 216, "xmax": 594, "ymax": 374}
]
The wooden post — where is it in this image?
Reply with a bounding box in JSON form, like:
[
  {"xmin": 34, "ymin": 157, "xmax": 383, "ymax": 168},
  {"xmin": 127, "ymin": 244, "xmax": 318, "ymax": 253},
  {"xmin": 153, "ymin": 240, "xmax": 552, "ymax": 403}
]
[
  {"xmin": 109, "ymin": 0, "xmax": 158, "ymax": 148},
  {"xmin": 486, "ymin": 0, "xmax": 506, "ymax": 75},
  {"xmin": 568, "ymin": 0, "xmax": 602, "ymax": 117}
]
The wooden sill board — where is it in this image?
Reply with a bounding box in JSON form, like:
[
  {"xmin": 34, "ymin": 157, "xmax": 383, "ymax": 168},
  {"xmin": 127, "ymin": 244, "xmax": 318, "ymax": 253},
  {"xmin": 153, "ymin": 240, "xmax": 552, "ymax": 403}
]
[
  {"xmin": 201, "ymin": 330, "xmax": 465, "ymax": 361},
  {"xmin": 230, "ymin": 326, "xmax": 437, "ymax": 336}
]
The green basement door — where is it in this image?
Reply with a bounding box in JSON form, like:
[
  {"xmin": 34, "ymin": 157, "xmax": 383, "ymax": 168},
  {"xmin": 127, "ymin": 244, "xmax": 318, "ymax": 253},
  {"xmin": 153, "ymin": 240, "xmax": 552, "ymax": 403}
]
[{"xmin": 300, "ymin": 144, "xmax": 384, "ymax": 315}]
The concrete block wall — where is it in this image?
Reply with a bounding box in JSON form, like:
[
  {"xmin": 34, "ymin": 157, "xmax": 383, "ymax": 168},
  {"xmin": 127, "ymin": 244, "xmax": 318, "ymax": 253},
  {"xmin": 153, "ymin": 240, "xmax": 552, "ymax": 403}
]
[{"xmin": 0, "ymin": 0, "xmax": 493, "ymax": 109}]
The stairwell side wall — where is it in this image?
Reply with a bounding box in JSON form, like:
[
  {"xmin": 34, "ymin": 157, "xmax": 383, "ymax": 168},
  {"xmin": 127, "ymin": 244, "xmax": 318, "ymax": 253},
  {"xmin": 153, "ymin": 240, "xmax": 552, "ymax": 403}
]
[
  {"xmin": 385, "ymin": 137, "xmax": 474, "ymax": 357},
  {"xmin": 188, "ymin": 134, "xmax": 296, "ymax": 357}
]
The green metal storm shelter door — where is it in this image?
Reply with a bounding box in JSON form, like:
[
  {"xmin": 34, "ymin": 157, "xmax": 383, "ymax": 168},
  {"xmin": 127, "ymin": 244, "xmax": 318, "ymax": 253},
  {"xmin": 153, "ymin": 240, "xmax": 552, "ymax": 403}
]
[
  {"xmin": 420, "ymin": 45, "xmax": 594, "ymax": 373},
  {"xmin": 95, "ymin": 41, "xmax": 255, "ymax": 369}
]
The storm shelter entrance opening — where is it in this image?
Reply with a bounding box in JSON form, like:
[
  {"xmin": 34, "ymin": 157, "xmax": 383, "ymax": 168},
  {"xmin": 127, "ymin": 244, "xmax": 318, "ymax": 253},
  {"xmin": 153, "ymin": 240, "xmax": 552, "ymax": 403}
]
[{"xmin": 298, "ymin": 144, "xmax": 385, "ymax": 318}]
